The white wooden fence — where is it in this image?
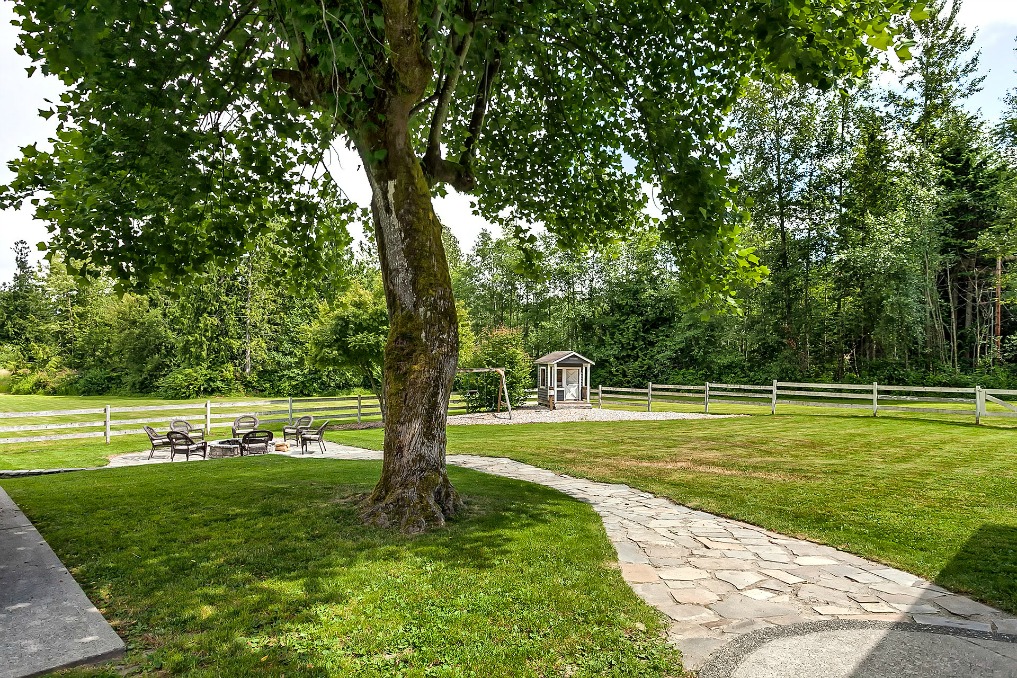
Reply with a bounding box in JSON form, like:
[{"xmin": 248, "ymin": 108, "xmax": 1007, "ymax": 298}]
[
  {"xmin": 6, "ymin": 381, "xmax": 1009, "ymax": 447},
  {"xmin": 0, "ymin": 389, "xmax": 542, "ymax": 447},
  {"xmin": 0, "ymin": 395, "xmax": 388, "ymax": 446},
  {"xmin": 598, "ymin": 381, "xmax": 1017, "ymax": 425}
]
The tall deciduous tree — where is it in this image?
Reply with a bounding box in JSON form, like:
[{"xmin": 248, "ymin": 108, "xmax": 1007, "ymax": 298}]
[
  {"xmin": 4, "ymin": 0, "xmax": 922, "ymax": 530},
  {"xmin": 308, "ymin": 276, "xmax": 390, "ymax": 411}
]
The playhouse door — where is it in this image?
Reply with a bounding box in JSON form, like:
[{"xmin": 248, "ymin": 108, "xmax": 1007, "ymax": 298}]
[{"xmin": 564, "ymin": 368, "xmax": 581, "ymax": 400}]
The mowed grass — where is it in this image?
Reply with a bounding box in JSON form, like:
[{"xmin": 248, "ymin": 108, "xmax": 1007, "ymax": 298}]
[
  {"xmin": 332, "ymin": 413, "xmax": 1017, "ymax": 614},
  {"xmin": 0, "ymin": 394, "xmax": 203, "ymax": 412},
  {"xmin": 0, "ymin": 456, "xmax": 679, "ymax": 677}
]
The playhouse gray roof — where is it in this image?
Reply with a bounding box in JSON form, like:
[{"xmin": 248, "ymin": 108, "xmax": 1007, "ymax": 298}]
[{"xmin": 534, "ymin": 351, "xmax": 595, "ymax": 365}]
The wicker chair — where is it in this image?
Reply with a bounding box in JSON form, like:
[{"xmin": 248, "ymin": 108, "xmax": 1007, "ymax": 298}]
[
  {"xmin": 170, "ymin": 418, "xmax": 204, "ymax": 441},
  {"xmin": 144, "ymin": 425, "xmax": 172, "ymax": 460},
  {"xmin": 166, "ymin": 431, "xmax": 208, "ymax": 461},
  {"xmin": 283, "ymin": 416, "xmax": 313, "ymax": 444},
  {"xmin": 241, "ymin": 430, "xmax": 274, "ymax": 456},
  {"xmin": 232, "ymin": 415, "xmax": 259, "ymax": 439},
  {"xmin": 299, "ymin": 421, "xmax": 329, "ymax": 455}
]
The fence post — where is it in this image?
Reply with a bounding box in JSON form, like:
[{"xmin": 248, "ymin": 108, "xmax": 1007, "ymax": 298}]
[
  {"xmin": 647, "ymin": 382, "xmax": 653, "ymax": 412},
  {"xmin": 598, "ymin": 384, "xmax": 603, "ymax": 409},
  {"xmin": 357, "ymin": 394, "xmax": 362, "ymax": 424},
  {"xmin": 287, "ymin": 397, "xmax": 293, "ymax": 424},
  {"xmin": 872, "ymin": 382, "xmax": 878, "ymax": 417},
  {"xmin": 771, "ymin": 379, "xmax": 778, "ymax": 415},
  {"xmin": 975, "ymin": 386, "xmax": 983, "ymax": 425},
  {"xmin": 205, "ymin": 400, "xmax": 212, "ymax": 435},
  {"xmin": 104, "ymin": 405, "xmax": 111, "ymax": 444},
  {"xmin": 704, "ymin": 382, "xmax": 710, "ymax": 413}
]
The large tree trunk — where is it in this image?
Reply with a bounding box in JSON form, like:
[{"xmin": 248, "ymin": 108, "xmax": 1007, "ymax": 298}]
[
  {"xmin": 357, "ymin": 133, "xmax": 463, "ymax": 533},
  {"xmin": 341, "ymin": 0, "xmax": 463, "ymax": 532}
]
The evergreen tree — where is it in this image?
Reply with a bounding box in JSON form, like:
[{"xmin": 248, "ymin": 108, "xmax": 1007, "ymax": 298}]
[{"xmin": 0, "ymin": 241, "xmax": 54, "ymax": 355}]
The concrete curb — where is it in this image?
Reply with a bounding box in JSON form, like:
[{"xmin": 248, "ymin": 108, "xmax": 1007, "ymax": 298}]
[
  {"xmin": 0, "ymin": 488, "xmax": 125, "ymax": 677},
  {"xmin": 0, "ymin": 467, "xmax": 101, "ymax": 479}
]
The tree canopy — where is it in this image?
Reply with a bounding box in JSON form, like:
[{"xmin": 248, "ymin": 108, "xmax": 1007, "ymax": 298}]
[{"xmin": 6, "ymin": 0, "xmax": 923, "ymax": 288}]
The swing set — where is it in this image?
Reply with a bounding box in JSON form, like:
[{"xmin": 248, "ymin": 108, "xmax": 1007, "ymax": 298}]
[{"xmin": 456, "ymin": 367, "xmax": 513, "ymax": 419}]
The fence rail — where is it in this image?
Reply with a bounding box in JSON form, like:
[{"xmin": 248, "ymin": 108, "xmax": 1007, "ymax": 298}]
[
  {"xmin": 600, "ymin": 381, "xmax": 1016, "ymax": 423},
  {"xmin": 0, "ymin": 395, "xmax": 389, "ymax": 445},
  {"xmin": 2, "ymin": 380, "xmax": 1010, "ymax": 446},
  {"xmin": 0, "ymin": 388, "xmax": 543, "ymax": 446}
]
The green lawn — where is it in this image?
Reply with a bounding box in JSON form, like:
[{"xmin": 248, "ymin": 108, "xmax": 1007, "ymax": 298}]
[
  {"xmin": 0, "ymin": 457, "xmax": 679, "ymax": 677},
  {"xmin": 0, "ymin": 394, "xmax": 201, "ymax": 412},
  {"xmin": 332, "ymin": 413, "xmax": 1017, "ymax": 615},
  {"xmin": 5, "ymin": 393, "xmax": 1016, "ymax": 616}
]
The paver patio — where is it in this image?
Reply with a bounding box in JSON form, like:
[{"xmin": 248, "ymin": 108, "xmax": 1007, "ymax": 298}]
[{"xmin": 106, "ymin": 443, "xmax": 1017, "ymax": 672}]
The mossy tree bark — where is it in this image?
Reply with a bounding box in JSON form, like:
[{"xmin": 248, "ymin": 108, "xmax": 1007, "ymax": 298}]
[{"xmin": 355, "ymin": 0, "xmax": 463, "ymax": 533}]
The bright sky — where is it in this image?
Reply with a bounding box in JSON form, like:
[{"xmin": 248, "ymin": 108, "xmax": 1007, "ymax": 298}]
[{"xmin": 0, "ymin": 0, "xmax": 1014, "ymax": 281}]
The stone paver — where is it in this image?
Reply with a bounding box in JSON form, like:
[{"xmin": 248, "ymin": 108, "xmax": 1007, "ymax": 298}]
[{"xmin": 103, "ymin": 444, "xmax": 1017, "ymax": 671}]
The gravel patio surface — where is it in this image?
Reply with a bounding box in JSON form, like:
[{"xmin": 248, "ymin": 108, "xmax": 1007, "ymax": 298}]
[{"xmin": 446, "ymin": 407, "xmax": 741, "ymax": 425}]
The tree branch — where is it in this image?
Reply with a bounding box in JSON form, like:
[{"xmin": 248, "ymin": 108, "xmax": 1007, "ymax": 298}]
[
  {"xmin": 183, "ymin": 0, "xmax": 261, "ymax": 86},
  {"xmin": 459, "ymin": 27, "xmax": 506, "ymax": 171},
  {"xmin": 410, "ymin": 90, "xmax": 440, "ymax": 116},
  {"xmin": 427, "ymin": 156, "xmax": 476, "ymax": 192},
  {"xmin": 271, "ymin": 34, "xmax": 352, "ymax": 111},
  {"xmin": 422, "ymin": 0, "xmax": 445, "ymax": 63},
  {"xmin": 380, "ymin": 0, "xmax": 431, "ymax": 105},
  {"xmin": 423, "ymin": 25, "xmax": 475, "ymax": 172},
  {"xmin": 207, "ymin": 0, "xmax": 261, "ymax": 62},
  {"xmin": 271, "ymin": 67, "xmax": 323, "ymax": 107}
]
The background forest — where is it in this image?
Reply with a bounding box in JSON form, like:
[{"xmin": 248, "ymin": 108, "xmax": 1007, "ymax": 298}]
[{"xmin": 2, "ymin": 2, "xmax": 1016, "ymax": 398}]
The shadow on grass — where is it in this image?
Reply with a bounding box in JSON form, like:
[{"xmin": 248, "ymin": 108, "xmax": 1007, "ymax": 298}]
[
  {"xmin": 4, "ymin": 456, "xmax": 678, "ymax": 677},
  {"xmin": 935, "ymin": 524, "xmax": 1017, "ymax": 614}
]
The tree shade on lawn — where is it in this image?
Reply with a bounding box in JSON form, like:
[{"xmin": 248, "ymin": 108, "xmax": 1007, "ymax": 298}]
[
  {"xmin": 0, "ymin": 457, "xmax": 679, "ymax": 677},
  {"xmin": 4, "ymin": 0, "xmax": 926, "ymax": 530},
  {"xmin": 332, "ymin": 415, "xmax": 1017, "ymax": 614}
]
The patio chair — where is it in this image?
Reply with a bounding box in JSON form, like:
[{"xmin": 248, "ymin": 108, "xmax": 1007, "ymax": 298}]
[
  {"xmin": 299, "ymin": 421, "xmax": 329, "ymax": 455},
  {"xmin": 166, "ymin": 431, "xmax": 208, "ymax": 461},
  {"xmin": 232, "ymin": 415, "xmax": 259, "ymax": 439},
  {"xmin": 170, "ymin": 418, "xmax": 204, "ymax": 441},
  {"xmin": 283, "ymin": 415, "xmax": 313, "ymax": 444},
  {"xmin": 241, "ymin": 430, "xmax": 274, "ymax": 456},
  {"xmin": 144, "ymin": 425, "xmax": 172, "ymax": 460}
]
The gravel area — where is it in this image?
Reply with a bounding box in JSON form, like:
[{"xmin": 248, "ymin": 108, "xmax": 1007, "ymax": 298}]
[{"xmin": 446, "ymin": 407, "xmax": 739, "ymax": 425}]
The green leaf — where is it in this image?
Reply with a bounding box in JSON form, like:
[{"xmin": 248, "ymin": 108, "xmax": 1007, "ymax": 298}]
[
  {"xmin": 452, "ymin": 16, "xmax": 470, "ymax": 36},
  {"xmin": 868, "ymin": 32, "xmax": 892, "ymax": 50}
]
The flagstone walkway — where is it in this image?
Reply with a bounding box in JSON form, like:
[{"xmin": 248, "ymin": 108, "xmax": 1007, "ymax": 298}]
[{"xmin": 106, "ymin": 443, "xmax": 1017, "ymax": 673}]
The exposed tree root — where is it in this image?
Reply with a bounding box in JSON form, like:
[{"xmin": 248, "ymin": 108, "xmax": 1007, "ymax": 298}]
[{"xmin": 361, "ymin": 470, "xmax": 463, "ymax": 534}]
